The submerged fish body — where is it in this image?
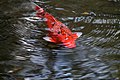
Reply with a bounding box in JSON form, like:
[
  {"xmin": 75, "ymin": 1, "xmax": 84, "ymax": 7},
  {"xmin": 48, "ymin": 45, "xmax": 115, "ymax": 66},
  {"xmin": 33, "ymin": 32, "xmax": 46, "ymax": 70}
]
[{"xmin": 32, "ymin": 2, "xmax": 82, "ymax": 48}]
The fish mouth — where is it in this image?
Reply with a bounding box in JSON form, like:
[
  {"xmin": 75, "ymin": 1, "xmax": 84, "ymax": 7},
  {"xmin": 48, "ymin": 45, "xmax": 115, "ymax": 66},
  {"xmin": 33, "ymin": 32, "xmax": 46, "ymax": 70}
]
[{"xmin": 63, "ymin": 41, "xmax": 76, "ymax": 48}]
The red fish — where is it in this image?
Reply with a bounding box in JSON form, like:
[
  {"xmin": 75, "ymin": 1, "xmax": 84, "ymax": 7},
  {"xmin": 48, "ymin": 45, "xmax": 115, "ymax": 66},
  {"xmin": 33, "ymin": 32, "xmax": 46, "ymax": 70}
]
[{"xmin": 32, "ymin": 2, "xmax": 82, "ymax": 48}]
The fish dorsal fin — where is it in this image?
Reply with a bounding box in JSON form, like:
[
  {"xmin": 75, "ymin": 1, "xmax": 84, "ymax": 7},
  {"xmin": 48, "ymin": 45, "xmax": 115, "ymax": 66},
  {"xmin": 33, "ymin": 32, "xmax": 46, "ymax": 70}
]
[{"xmin": 43, "ymin": 37, "xmax": 55, "ymax": 42}]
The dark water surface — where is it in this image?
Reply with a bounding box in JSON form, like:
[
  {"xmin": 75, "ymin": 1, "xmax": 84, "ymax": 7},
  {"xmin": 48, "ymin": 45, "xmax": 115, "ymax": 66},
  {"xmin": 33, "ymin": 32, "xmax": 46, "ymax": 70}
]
[{"xmin": 0, "ymin": 0, "xmax": 120, "ymax": 80}]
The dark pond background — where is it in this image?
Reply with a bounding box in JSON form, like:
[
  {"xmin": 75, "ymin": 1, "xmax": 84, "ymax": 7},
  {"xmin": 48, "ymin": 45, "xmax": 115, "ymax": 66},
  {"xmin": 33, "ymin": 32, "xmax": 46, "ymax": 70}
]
[{"xmin": 0, "ymin": 0, "xmax": 120, "ymax": 80}]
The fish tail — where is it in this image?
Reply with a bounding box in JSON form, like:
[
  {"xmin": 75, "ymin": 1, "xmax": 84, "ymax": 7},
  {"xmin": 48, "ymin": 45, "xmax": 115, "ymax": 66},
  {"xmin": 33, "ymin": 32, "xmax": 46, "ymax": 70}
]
[{"xmin": 31, "ymin": 2, "xmax": 44, "ymax": 13}]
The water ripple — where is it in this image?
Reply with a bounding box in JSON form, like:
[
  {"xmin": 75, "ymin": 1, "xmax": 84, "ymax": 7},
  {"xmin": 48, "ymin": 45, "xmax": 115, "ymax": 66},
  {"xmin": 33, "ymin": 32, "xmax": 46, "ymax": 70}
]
[{"xmin": 0, "ymin": 0, "xmax": 120, "ymax": 80}]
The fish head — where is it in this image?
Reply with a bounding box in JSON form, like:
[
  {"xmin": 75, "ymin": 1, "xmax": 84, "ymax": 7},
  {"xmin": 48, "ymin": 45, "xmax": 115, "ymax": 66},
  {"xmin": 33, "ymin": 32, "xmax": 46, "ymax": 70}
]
[
  {"xmin": 43, "ymin": 32, "xmax": 82, "ymax": 48},
  {"xmin": 62, "ymin": 32, "xmax": 82, "ymax": 48}
]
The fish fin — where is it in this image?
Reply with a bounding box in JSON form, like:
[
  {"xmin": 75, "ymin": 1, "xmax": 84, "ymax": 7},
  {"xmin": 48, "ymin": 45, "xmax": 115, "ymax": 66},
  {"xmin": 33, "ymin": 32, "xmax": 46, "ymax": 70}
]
[
  {"xmin": 76, "ymin": 32, "xmax": 82, "ymax": 37},
  {"xmin": 72, "ymin": 32, "xmax": 82, "ymax": 40},
  {"xmin": 43, "ymin": 37, "xmax": 55, "ymax": 42}
]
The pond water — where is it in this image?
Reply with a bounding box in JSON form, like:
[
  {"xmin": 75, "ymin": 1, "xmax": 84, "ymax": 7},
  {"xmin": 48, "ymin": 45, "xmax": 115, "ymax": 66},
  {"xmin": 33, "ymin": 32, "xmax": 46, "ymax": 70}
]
[{"xmin": 0, "ymin": 0, "xmax": 120, "ymax": 80}]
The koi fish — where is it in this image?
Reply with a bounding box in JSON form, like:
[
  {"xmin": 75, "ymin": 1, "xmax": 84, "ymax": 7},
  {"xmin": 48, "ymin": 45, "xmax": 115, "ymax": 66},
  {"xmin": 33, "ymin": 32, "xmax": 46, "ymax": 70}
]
[{"xmin": 32, "ymin": 2, "xmax": 82, "ymax": 48}]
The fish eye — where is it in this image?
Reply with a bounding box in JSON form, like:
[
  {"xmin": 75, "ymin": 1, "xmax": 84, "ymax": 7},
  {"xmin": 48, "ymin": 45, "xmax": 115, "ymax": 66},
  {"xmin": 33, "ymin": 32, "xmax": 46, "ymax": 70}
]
[
  {"xmin": 52, "ymin": 22, "xmax": 55, "ymax": 26},
  {"xmin": 58, "ymin": 31, "xmax": 61, "ymax": 34}
]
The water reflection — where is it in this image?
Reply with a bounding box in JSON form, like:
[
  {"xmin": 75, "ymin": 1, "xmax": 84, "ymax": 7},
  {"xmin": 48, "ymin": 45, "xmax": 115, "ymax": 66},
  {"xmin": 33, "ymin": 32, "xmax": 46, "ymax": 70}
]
[{"xmin": 47, "ymin": 50, "xmax": 74, "ymax": 80}]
